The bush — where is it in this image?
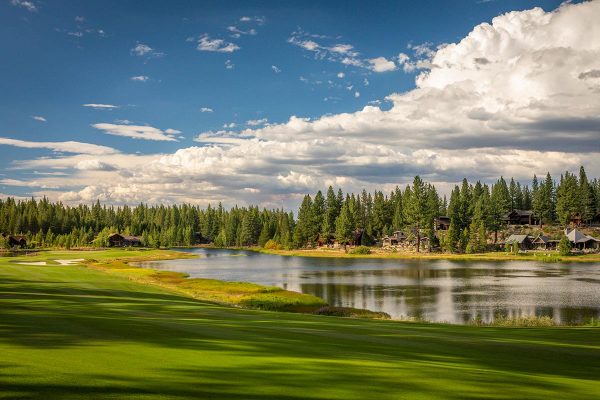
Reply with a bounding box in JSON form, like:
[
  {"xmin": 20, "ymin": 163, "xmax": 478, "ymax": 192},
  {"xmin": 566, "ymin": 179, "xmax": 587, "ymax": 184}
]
[
  {"xmin": 263, "ymin": 239, "xmax": 282, "ymax": 250},
  {"xmin": 558, "ymin": 236, "xmax": 572, "ymax": 256},
  {"xmin": 349, "ymin": 245, "xmax": 371, "ymax": 255},
  {"xmin": 314, "ymin": 306, "xmax": 390, "ymax": 319},
  {"xmin": 505, "ymin": 242, "xmax": 518, "ymax": 254}
]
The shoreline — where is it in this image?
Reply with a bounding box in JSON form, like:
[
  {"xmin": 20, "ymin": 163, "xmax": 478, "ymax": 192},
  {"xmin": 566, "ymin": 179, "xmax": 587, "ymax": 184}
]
[
  {"xmin": 204, "ymin": 246, "xmax": 600, "ymax": 263},
  {"xmin": 1, "ymin": 248, "xmax": 388, "ymax": 320},
  {"xmin": 3, "ymin": 248, "xmax": 599, "ymax": 326}
]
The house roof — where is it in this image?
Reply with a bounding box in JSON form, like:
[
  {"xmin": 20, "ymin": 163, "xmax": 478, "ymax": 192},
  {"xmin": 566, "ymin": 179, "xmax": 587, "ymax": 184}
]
[
  {"xmin": 565, "ymin": 228, "xmax": 599, "ymax": 243},
  {"xmin": 109, "ymin": 233, "xmax": 141, "ymax": 242},
  {"xmin": 505, "ymin": 234, "xmax": 532, "ymax": 244},
  {"xmin": 9, "ymin": 235, "xmax": 27, "ymax": 241},
  {"xmin": 532, "ymin": 235, "xmax": 550, "ymax": 244}
]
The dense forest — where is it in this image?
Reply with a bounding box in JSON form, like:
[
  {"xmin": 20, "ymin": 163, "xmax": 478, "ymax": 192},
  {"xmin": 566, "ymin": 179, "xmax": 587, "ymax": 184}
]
[{"xmin": 1, "ymin": 167, "xmax": 599, "ymax": 252}]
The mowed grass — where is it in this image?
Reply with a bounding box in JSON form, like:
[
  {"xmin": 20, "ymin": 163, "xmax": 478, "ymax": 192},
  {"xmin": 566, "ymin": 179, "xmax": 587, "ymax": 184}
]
[{"xmin": 1, "ymin": 253, "xmax": 600, "ymax": 399}]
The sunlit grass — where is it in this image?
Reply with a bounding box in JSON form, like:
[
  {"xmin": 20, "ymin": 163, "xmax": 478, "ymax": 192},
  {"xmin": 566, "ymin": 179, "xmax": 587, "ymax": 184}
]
[{"xmin": 1, "ymin": 256, "xmax": 599, "ymax": 399}]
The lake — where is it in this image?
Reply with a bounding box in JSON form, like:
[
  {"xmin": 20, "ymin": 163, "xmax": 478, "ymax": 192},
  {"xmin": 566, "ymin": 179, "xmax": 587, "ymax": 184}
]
[{"xmin": 134, "ymin": 248, "xmax": 600, "ymax": 324}]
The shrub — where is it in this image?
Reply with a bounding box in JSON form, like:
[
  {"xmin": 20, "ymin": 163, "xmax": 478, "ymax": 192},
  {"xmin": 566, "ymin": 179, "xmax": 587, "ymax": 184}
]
[
  {"xmin": 558, "ymin": 236, "xmax": 572, "ymax": 256},
  {"xmin": 349, "ymin": 245, "xmax": 371, "ymax": 255},
  {"xmin": 314, "ymin": 306, "xmax": 390, "ymax": 319},
  {"xmin": 263, "ymin": 239, "xmax": 282, "ymax": 250}
]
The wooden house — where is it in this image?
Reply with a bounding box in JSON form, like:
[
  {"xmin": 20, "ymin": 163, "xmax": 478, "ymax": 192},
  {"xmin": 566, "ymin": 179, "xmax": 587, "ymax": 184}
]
[
  {"xmin": 316, "ymin": 232, "xmax": 335, "ymax": 247},
  {"xmin": 2, "ymin": 234, "xmax": 27, "ymax": 248},
  {"xmin": 435, "ymin": 216, "xmax": 450, "ymax": 231},
  {"xmin": 333, "ymin": 229, "xmax": 364, "ymax": 248},
  {"xmin": 502, "ymin": 210, "xmax": 535, "ymax": 225},
  {"xmin": 564, "ymin": 228, "xmax": 600, "ymax": 250},
  {"xmin": 504, "ymin": 234, "xmax": 534, "ymax": 251},
  {"xmin": 108, "ymin": 233, "xmax": 142, "ymax": 247},
  {"xmin": 382, "ymin": 231, "xmax": 408, "ymax": 247},
  {"xmin": 531, "ymin": 235, "xmax": 558, "ymax": 250},
  {"xmin": 568, "ymin": 214, "xmax": 583, "ymax": 226}
]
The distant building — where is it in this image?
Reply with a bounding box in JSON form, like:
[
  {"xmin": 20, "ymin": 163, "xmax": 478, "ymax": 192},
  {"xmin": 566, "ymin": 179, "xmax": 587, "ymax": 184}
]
[
  {"xmin": 564, "ymin": 228, "xmax": 600, "ymax": 250},
  {"xmin": 435, "ymin": 216, "xmax": 450, "ymax": 231},
  {"xmin": 333, "ymin": 229, "xmax": 364, "ymax": 248},
  {"xmin": 382, "ymin": 231, "xmax": 408, "ymax": 247},
  {"xmin": 531, "ymin": 235, "xmax": 558, "ymax": 250},
  {"xmin": 502, "ymin": 210, "xmax": 535, "ymax": 225},
  {"xmin": 316, "ymin": 232, "xmax": 335, "ymax": 247},
  {"xmin": 108, "ymin": 233, "xmax": 142, "ymax": 247},
  {"xmin": 2, "ymin": 234, "xmax": 27, "ymax": 248},
  {"xmin": 504, "ymin": 234, "xmax": 534, "ymax": 250}
]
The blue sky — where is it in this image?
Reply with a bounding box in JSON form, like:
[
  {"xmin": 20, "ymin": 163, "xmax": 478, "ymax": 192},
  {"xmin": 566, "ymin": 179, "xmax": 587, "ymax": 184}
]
[{"xmin": 1, "ymin": 0, "xmax": 598, "ymax": 207}]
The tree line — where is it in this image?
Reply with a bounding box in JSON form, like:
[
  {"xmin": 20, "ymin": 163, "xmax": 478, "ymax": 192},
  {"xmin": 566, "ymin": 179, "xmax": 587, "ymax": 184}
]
[{"xmin": 1, "ymin": 167, "xmax": 599, "ymax": 252}]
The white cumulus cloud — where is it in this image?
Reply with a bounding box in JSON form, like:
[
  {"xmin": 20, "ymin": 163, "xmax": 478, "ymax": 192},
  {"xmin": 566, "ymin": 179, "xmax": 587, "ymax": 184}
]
[
  {"xmin": 5, "ymin": 2, "xmax": 600, "ymax": 208},
  {"xmin": 368, "ymin": 57, "xmax": 397, "ymax": 72},
  {"xmin": 196, "ymin": 34, "xmax": 240, "ymax": 52}
]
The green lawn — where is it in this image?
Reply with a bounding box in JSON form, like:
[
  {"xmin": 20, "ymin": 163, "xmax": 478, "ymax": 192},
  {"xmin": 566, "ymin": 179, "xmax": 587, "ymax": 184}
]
[{"xmin": 1, "ymin": 252, "xmax": 600, "ymax": 399}]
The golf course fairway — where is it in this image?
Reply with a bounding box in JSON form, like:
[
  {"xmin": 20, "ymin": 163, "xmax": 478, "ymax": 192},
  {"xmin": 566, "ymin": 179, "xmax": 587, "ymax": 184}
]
[{"xmin": 1, "ymin": 251, "xmax": 599, "ymax": 399}]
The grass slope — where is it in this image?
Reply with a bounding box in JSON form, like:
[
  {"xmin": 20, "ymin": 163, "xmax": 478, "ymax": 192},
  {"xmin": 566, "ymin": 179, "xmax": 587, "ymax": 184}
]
[{"xmin": 1, "ymin": 253, "xmax": 600, "ymax": 399}]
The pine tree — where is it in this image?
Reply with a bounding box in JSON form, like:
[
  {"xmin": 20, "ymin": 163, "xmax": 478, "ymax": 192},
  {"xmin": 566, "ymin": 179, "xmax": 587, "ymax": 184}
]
[
  {"xmin": 311, "ymin": 190, "xmax": 325, "ymax": 239},
  {"xmin": 322, "ymin": 186, "xmax": 339, "ymax": 235},
  {"xmin": 556, "ymin": 172, "xmax": 579, "ymax": 226},
  {"xmin": 579, "ymin": 166, "xmax": 595, "ymax": 224},
  {"xmin": 335, "ymin": 202, "xmax": 354, "ymax": 252},
  {"xmin": 293, "ymin": 195, "xmax": 313, "ymax": 248},
  {"xmin": 404, "ymin": 176, "xmax": 428, "ymax": 252},
  {"xmin": 488, "ymin": 178, "xmax": 510, "ymax": 243}
]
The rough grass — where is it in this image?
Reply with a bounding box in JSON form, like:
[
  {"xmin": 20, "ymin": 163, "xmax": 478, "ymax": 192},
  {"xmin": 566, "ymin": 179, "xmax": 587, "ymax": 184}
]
[
  {"xmin": 470, "ymin": 316, "xmax": 557, "ymax": 327},
  {"xmin": 91, "ymin": 256, "xmax": 327, "ymax": 313},
  {"xmin": 1, "ymin": 257, "xmax": 600, "ymax": 399},
  {"xmin": 314, "ymin": 306, "xmax": 390, "ymax": 319}
]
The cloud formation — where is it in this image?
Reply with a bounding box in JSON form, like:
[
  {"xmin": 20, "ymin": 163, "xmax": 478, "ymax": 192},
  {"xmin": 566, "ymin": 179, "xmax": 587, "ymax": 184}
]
[
  {"xmin": 368, "ymin": 57, "xmax": 396, "ymax": 72},
  {"xmin": 92, "ymin": 123, "xmax": 180, "ymax": 141},
  {"xmin": 5, "ymin": 2, "xmax": 600, "ymax": 208},
  {"xmin": 11, "ymin": 0, "xmax": 37, "ymax": 12},
  {"xmin": 196, "ymin": 34, "xmax": 240, "ymax": 52},
  {"xmin": 82, "ymin": 103, "xmax": 119, "ymax": 110},
  {"xmin": 289, "ymin": 30, "xmax": 400, "ymax": 74},
  {"xmin": 0, "ymin": 137, "xmax": 117, "ymax": 155},
  {"xmin": 130, "ymin": 43, "xmax": 164, "ymax": 58}
]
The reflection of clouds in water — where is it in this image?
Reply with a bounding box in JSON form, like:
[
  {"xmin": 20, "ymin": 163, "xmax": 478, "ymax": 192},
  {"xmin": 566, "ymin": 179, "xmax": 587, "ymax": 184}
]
[{"xmin": 140, "ymin": 248, "xmax": 600, "ymax": 325}]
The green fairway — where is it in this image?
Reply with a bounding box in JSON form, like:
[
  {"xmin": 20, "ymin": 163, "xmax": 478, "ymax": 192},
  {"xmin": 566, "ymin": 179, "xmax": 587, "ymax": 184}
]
[{"xmin": 1, "ymin": 253, "xmax": 600, "ymax": 399}]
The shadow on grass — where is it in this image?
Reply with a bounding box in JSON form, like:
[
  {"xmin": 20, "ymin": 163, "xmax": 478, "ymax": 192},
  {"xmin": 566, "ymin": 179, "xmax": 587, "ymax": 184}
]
[{"xmin": 1, "ymin": 268, "xmax": 600, "ymax": 399}]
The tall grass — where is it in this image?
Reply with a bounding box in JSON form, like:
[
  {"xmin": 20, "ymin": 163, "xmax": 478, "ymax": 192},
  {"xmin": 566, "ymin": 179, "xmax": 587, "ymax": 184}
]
[{"xmin": 469, "ymin": 315, "xmax": 556, "ymax": 327}]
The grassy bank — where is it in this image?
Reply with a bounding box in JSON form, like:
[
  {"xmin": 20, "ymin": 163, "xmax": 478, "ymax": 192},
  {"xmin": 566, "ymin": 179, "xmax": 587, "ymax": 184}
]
[
  {"xmin": 0, "ymin": 249, "xmax": 333, "ymax": 315},
  {"xmin": 90, "ymin": 258, "xmax": 328, "ymax": 314},
  {"xmin": 1, "ymin": 253, "xmax": 599, "ymax": 399},
  {"xmin": 252, "ymin": 247, "xmax": 600, "ymax": 262}
]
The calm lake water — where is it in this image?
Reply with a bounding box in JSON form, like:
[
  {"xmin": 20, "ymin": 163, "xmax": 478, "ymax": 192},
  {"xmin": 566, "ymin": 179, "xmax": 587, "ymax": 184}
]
[{"xmin": 134, "ymin": 248, "xmax": 600, "ymax": 324}]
